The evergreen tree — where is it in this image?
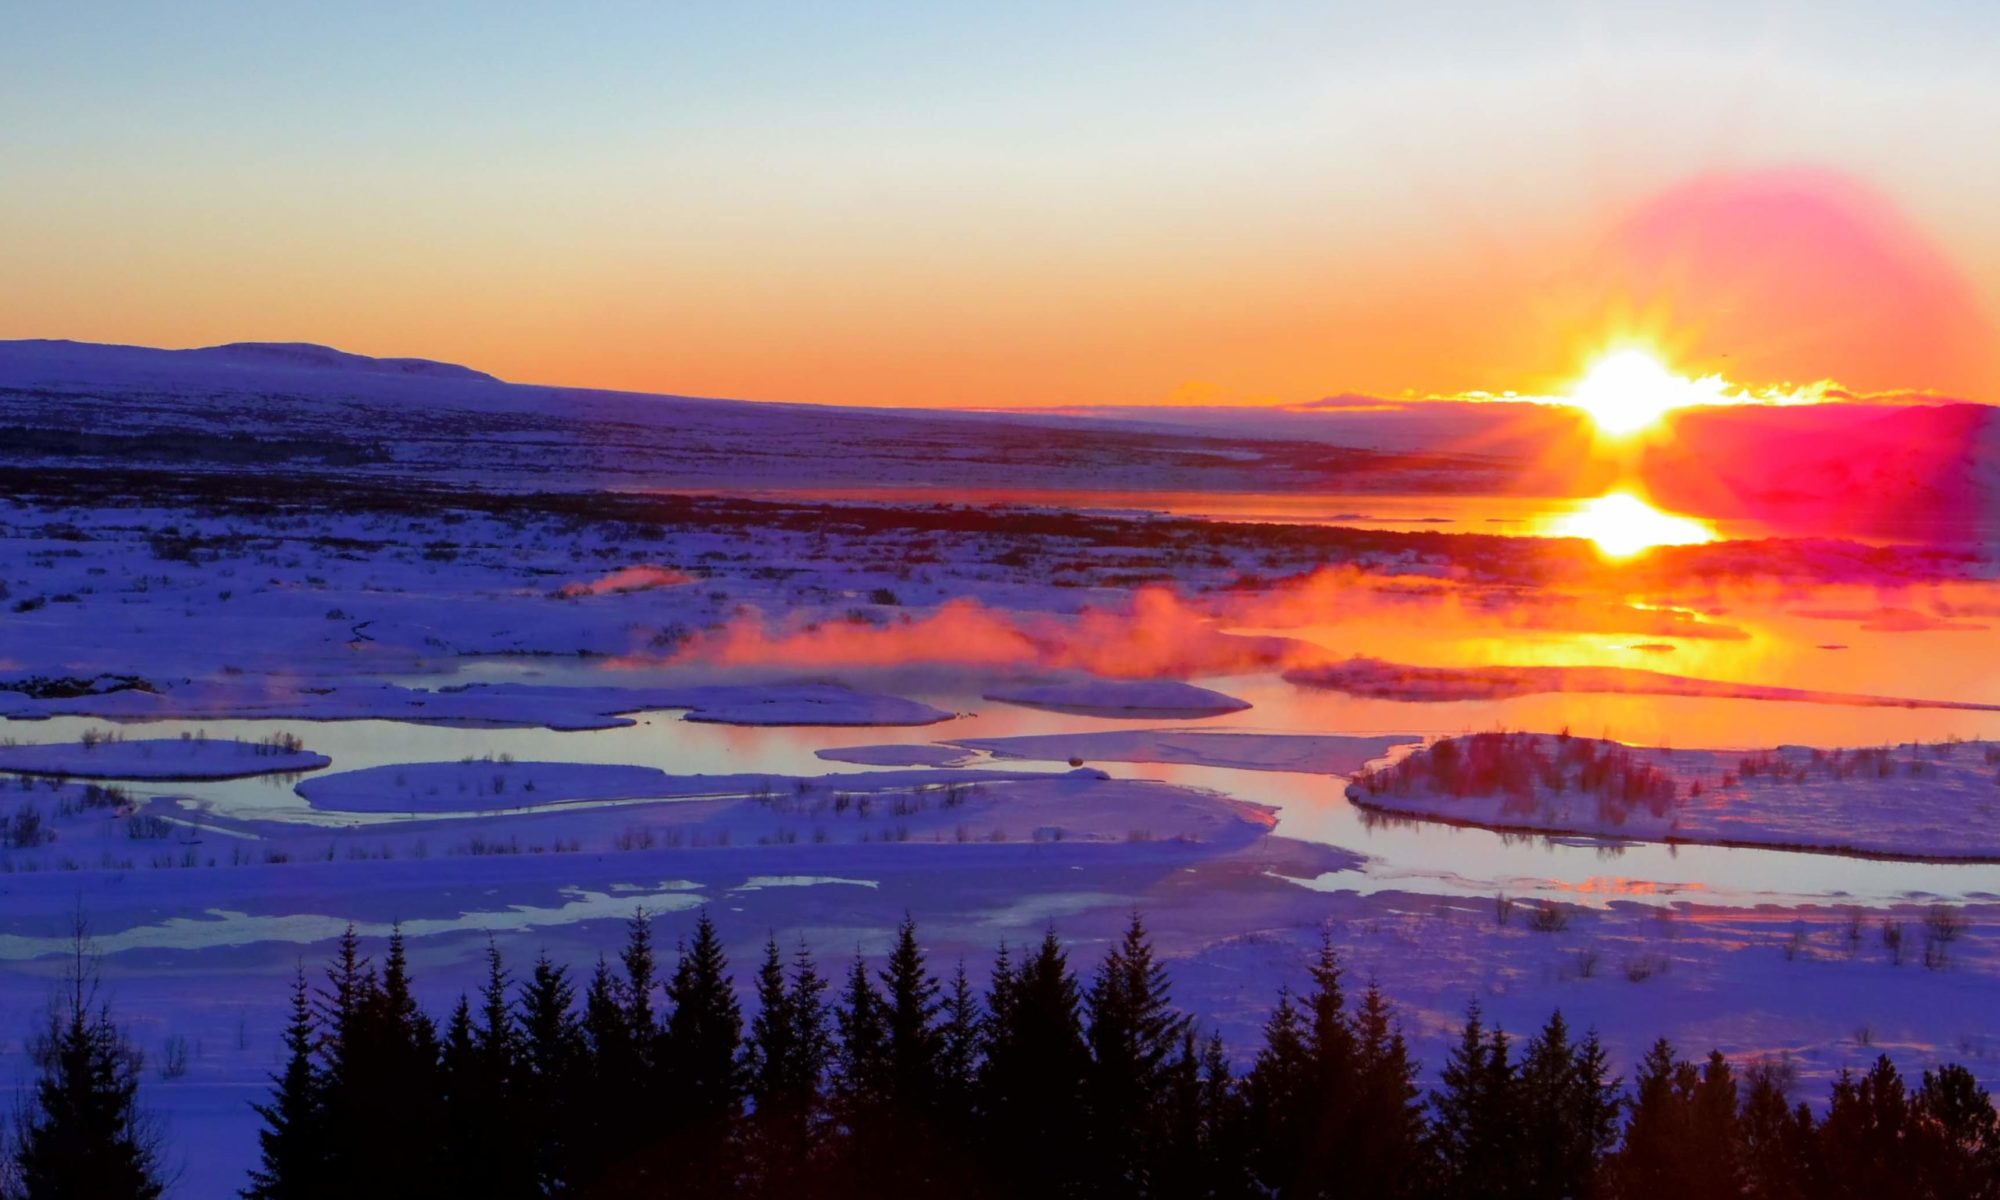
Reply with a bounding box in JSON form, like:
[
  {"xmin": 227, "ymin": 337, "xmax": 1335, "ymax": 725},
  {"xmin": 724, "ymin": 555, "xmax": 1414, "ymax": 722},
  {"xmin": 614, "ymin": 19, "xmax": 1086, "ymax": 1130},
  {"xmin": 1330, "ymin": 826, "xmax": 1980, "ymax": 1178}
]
[
  {"xmin": 1516, "ymin": 1010, "xmax": 1619, "ymax": 1200},
  {"xmin": 242, "ymin": 968, "xmax": 327, "ymax": 1200},
  {"xmin": 1913, "ymin": 1063, "xmax": 2000, "ymax": 1199},
  {"xmin": 1739, "ymin": 1057, "xmax": 1817, "ymax": 1200},
  {"xmin": 311, "ymin": 925, "xmax": 378, "ymax": 1196},
  {"xmin": 1156, "ymin": 1028, "xmax": 1253, "ymax": 1200},
  {"xmin": 1687, "ymin": 1050, "xmax": 1745, "ymax": 1200},
  {"xmin": 8, "ymin": 936, "xmax": 165, "ymax": 1200},
  {"xmin": 834, "ymin": 951, "xmax": 889, "ymax": 1109},
  {"xmin": 879, "ymin": 916, "xmax": 944, "ymax": 1111},
  {"xmin": 574, "ymin": 914, "xmax": 663, "ymax": 1198},
  {"xmin": 1083, "ymin": 913, "xmax": 1190, "ymax": 1197},
  {"xmin": 1296, "ymin": 933, "xmax": 1360, "ymax": 1198},
  {"xmin": 439, "ymin": 943, "xmax": 532, "ymax": 1200},
  {"xmin": 741, "ymin": 938, "xmax": 827, "ymax": 1197},
  {"xmin": 1613, "ymin": 1038, "xmax": 1701, "ymax": 1200},
  {"xmin": 663, "ymin": 912, "xmax": 745, "ymax": 1129},
  {"xmin": 980, "ymin": 930, "xmax": 1090, "ymax": 1197},
  {"xmin": 516, "ymin": 954, "xmax": 586, "ymax": 1196},
  {"xmin": 746, "ymin": 938, "xmax": 799, "ymax": 1109},
  {"xmin": 1820, "ymin": 1055, "xmax": 1918, "ymax": 1200},
  {"xmin": 576, "ymin": 954, "xmax": 634, "ymax": 1193},
  {"xmin": 1428, "ymin": 1002, "xmax": 1516, "ymax": 1198},
  {"xmin": 936, "ymin": 959, "xmax": 983, "ymax": 1132},
  {"xmin": 659, "ymin": 912, "xmax": 744, "ymax": 1198},
  {"xmin": 347, "ymin": 929, "xmax": 443, "ymax": 1200},
  {"xmin": 826, "ymin": 949, "xmax": 891, "ymax": 1194},
  {"xmin": 1244, "ymin": 987, "xmax": 1311, "ymax": 1191},
  {"xmin": 619, "ymin": 910, "xmax": 660, "ymax": 1083},
  {"xmin": 1347, "ymin": 983, "xmax": 1426, "ymax": 1200}
]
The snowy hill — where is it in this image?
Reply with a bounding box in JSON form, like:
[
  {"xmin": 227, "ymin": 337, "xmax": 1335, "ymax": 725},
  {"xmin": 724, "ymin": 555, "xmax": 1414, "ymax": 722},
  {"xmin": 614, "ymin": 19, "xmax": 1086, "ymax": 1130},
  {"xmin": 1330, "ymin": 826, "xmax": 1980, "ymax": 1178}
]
[
  {"xmin": 0, "ymin": 337, "xmax": 1506, "ymax": 496},
  {"xmin": 0, "ymin": 338, "xmax": 498, "ymax": 383}
]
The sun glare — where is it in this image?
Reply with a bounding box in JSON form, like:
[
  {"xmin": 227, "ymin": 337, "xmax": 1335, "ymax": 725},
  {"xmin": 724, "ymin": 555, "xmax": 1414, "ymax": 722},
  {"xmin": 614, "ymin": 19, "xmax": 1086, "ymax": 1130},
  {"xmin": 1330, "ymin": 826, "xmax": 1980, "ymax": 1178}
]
[
  {"xmin": 1565, "ymin": 348, "xmax": 1723, "ymax": 436},
  {"xmin": 1549, "ymin": 491, "xmax": 1718, "ymax": 558}
]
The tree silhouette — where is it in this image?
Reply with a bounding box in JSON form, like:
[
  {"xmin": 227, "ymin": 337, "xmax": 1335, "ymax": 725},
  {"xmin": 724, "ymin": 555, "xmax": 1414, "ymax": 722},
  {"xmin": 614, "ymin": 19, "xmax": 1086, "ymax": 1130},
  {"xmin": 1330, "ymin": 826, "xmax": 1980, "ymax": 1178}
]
[
  {"xmin": 242, "ymin": 968, "xmax": 326, "ymax": 1200},
  {"xmin": 8, "ymin": 926, "xmax": 165, "ymax": 1200}
]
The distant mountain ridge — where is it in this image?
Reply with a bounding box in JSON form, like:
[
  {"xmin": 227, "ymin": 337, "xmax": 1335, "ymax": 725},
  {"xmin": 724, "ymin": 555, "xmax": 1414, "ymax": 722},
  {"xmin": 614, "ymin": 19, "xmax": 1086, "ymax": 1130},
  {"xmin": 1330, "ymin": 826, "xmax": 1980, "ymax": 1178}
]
[{"xmin": 0, "ymin": 338, "xmax": 499, "ymax": 383}]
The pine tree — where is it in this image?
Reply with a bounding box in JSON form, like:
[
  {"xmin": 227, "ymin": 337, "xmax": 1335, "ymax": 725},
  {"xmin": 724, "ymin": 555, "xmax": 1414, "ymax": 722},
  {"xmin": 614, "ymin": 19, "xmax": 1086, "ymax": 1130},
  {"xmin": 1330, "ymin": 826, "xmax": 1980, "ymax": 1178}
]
[
  {"xmin": 1821, "ymin": 1055, "xmax": 1917, "ymax": 1200},
  {"xmin": 1614, "ymin": 1037, "xmax": 1700, "ymax": 1200},
  {"xmin": 1739, "ymin": 1056, "xmax": 1817, "ymax": 1200},
  {"xmin": 664, "ymin": 913, "xmax": 745, "ymax": 1126},
  {"xmin": 350, "ymin": 929, "xmax": 443, "ymax": 1200},
  {"xmin": 1347, "ymin": 982, "xmax": 1426, "ymax": 1200},
  {"xmin": 661, "ymin": 912, "xmax": 743, "ymax": 1198},
  {"xmin": 8, "ymin": 934, "xmax": 165, "ymax": 1200},
  {"xmin": 936, "ymin": 960, "xmax": 983, "ymax": 1135},
  {"xmin": 1292, "ymin": 933, "xmax": 1360, "ymax": 1198},
  {"xmin": 746, "ymin": 938, "xmax": 800, "ymax": 1110},
  {"xmin": 619, "ymin": 910, "xmax": 660, "ymax": 1083},
  {"xmin": 787, "ymin": 938, "xmax": 834, "ymax": 1108},
  {"xmin": 1688, "ymin": 1050, "xmax": 1745, "ymax": 1199},
  {"xmin": 574, "ymin": 913, "xmax": 663, "ymax": 1198},
  {"xmin": 826, "ymin": 949, "xmax": 891, "ymax": 1192},
  {"xmin": 1516, "ymin": 1010, "xmax": 1619, "ymax": 1200},
  {"xmin": 741, "ymin": 938, "xmax": 827, "ymax": 1197},
  {"xmin": 1157, "ymin": 1028, "xmax": 1253, "ymax": 1200},
  {"xmin": 979, "ymin": 929, "xmax": 1090, "ymax": 1197},
  {"xmin": 834, "ymin": 951, "xmax": 889, "ymax": 1109},
  {"xmin": 242, "ymin": 968, "xmax": 327, "ymax": 1200},
  {"xmin": 1200, "ymin": 1031, "xmax": 1256, "ymax": 1200},
  {"xmin": 1244, "ymin": 987, "xmax": 1311, "ymax": 1191},
  {"xmin": 311, "ymin": 924, "xmax": 378, "ymax": 1196},
  {"xmin": 879, "ymin": 916, "xmax": 943, "ymax": 1111},
  {"xmin": 1428, "ymin": 1002, "xmax": 1517, "ymax": 1198},
  {"xmin": 1913, "ymin": 1063, "xmax": 2000, "ymax": 1199},
  {"xmin": 439, "ymin": 943, "xmax": 532, "ymax": 1200},
  {"xmin": 516, "ymin": 954, "xmax": 586, "ymax": 1196},
  {"xmin": 576, "ymin": 954, "xmax": 634, "ymax": 1193},
  {"xmin": 1083, "ymin": 913, "xmax": 1190, "ymax": 1196}
]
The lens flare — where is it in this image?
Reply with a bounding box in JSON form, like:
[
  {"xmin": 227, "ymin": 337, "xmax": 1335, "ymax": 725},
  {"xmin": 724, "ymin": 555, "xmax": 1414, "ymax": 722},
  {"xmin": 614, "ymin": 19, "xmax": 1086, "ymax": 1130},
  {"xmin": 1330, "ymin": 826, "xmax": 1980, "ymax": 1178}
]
[
  {"xmin": 1566, "ymin": 348, "xmax": 1727, "ymax": 436},
  {"xmin": 1548, "ymin": 491, "xmax": 1717, "ymax": 558}
]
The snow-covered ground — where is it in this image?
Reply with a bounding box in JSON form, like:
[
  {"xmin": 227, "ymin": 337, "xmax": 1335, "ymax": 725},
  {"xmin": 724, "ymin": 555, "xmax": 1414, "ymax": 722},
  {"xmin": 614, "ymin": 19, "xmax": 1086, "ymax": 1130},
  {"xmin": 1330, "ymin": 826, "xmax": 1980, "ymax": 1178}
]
[
  {"xmin": 0, "ymin": 735, "xmax": 328, "ymax": 779},
  {"xmin": 1350, "ymin": 733, "xmax": 2000, "ymax": 861},
  {"xmin": 2, "ymin": 342, "xmax": 1999, "ymax": 1196},
  {"xmin": 983, "ymin": 677, "xmax": 1251, "ymax": 716}
]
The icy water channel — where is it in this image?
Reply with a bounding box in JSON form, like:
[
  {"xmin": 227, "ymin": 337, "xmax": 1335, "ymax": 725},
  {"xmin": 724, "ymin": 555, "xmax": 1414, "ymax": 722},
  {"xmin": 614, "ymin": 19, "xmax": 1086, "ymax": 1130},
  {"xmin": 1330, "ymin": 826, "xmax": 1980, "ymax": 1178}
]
[{"xmin": 6, "ymin": 668, "xmax": 1997, "ymax": 910}]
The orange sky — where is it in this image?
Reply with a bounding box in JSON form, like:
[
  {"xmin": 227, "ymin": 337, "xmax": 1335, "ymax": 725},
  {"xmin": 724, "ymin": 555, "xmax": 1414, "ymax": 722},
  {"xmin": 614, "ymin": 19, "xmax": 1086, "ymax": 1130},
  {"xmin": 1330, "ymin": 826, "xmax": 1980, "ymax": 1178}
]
[{"xmin": 4, "ymin": 5, "xmax": 1997, "ymax": 408}]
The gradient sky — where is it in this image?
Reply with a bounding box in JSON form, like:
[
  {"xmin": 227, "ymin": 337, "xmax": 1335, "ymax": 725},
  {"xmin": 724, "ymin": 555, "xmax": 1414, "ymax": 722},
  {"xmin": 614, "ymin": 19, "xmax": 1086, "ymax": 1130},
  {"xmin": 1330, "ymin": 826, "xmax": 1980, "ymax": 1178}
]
[{"xmin": 4, "ymin": 1, "xmax": 1997, "ymax": 407}]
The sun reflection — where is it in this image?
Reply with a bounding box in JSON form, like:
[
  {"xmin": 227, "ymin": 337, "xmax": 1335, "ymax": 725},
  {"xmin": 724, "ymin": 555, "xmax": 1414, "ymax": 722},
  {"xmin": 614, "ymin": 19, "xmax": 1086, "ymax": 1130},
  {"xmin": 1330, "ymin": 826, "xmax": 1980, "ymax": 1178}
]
[
  {"xmin": 1548, "ymin": 491, "xmax": 1718, "ymax": 558},
  {"xmin": 1565, "ymin": 348, "xmax": 1729, "ymax": 436}
]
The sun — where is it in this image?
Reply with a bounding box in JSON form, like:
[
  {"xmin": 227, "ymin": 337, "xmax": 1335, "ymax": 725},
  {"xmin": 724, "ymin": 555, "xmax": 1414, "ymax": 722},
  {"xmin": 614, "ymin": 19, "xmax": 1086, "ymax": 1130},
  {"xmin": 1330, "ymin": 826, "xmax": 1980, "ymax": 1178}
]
[
  {"xmin": 1565, "ymin": 348, "xmax": 1720, "ymax": 436},
  {"xmin": 1548, "ymin": 491, "xmax": 1718, "ymax": 558}
]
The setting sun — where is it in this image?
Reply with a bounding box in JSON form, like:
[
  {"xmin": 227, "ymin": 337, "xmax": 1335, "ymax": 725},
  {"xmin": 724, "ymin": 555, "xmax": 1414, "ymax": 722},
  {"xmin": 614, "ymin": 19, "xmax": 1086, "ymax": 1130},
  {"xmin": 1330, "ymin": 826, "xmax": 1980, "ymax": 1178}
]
[
  {"xmin": 1548, "ymin": 490, "xmax": 1718, "ymax": 557},
  {"xmin": 1566, "ymin": 348, "xmax": 1725, "ymax": 436}
]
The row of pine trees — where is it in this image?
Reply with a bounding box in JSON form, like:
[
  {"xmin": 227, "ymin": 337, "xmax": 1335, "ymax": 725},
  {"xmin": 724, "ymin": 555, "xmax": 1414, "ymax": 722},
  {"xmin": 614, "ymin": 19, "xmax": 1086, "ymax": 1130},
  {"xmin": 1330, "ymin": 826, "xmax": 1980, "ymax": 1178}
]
[{"xmin": 8, "ymin": 912, "xmax": 1997, "ymax": 1199}]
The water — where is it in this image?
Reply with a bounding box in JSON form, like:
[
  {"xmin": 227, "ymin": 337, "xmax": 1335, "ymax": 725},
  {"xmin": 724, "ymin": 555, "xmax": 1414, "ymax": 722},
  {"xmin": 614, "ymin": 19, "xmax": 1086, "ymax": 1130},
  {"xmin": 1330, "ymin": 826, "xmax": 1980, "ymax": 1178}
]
[{"xmin": 9, "ymin": 664, "xmax": 1999, "ymax": 909}]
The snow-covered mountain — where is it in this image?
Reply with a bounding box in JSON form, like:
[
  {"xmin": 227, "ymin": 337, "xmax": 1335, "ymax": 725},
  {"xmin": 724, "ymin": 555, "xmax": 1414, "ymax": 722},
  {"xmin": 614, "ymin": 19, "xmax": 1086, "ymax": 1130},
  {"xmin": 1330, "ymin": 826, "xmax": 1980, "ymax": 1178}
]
[{"xmin": 0, "ymin": 338, "xmax": 1507, "ymax": 496}]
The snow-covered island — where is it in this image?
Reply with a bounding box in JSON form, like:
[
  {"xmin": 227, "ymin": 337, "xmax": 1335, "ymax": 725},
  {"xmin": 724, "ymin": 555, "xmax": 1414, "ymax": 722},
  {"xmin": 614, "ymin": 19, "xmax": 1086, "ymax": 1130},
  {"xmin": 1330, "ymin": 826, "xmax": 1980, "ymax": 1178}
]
[
  {"xmin": 1349, "ymin": 731, "xmax": 2000, "ymax": 861},
  {"xmin": 0, "ymin": 733, "xmax": 329, "ymax": 780},
  {"xmin": 982, "ymin": 678, "xmax": 1251, "ymax": 717}
]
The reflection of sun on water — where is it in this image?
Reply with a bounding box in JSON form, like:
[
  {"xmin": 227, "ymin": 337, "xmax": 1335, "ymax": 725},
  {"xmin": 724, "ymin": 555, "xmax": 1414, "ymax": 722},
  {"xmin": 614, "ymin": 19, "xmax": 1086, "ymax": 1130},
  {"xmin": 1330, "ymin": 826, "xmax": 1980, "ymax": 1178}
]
[{"xmin": 1549, "ymin": 491, "xmax": 1717, "ymax": 558}]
